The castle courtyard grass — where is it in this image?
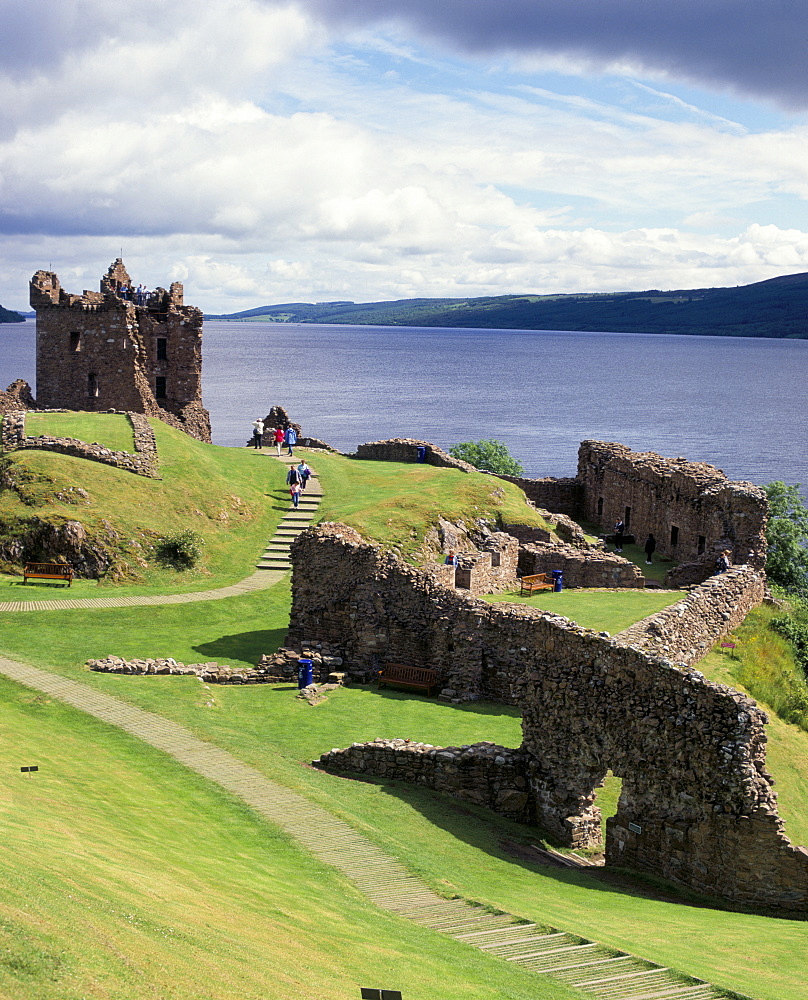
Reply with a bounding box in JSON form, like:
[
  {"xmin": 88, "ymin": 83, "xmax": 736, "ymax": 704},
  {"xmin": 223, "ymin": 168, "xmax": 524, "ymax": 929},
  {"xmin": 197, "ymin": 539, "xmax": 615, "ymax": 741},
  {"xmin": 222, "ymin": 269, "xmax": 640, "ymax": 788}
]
[{"xmin": 24, "ymin": 411, "xmax": 137, "ymax": 453}]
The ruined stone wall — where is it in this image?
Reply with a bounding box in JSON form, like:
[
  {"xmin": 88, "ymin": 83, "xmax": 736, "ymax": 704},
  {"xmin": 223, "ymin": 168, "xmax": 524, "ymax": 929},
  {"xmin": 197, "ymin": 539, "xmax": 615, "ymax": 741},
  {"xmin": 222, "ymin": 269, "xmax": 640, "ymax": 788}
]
[
  {"xmin": 0, "ymin": 380, "xmax": 36, "ymax": 415},
  {"xmin": 30, "ymin": 260, "xmax": 211, "ymax": 443},
  {"xmin": 354, "ymin": 438, "xmax": 475, "ymax": 473},
  {"xmin": 288, "ymin": 525, "xmax": 808, "ymax": 910},
  {"xmin": 615, "ymin": 566, "xmax": 765, "ymax": 664},
  {"xmin": 518, "ymin": 542, "xmax": 644, "ymax": 589},
  {"xmin": 316, "ymin": 740, "xmax": 535, "ymax": 825},
  {"xmin": 577, "ymin": 441, "xmax": 767, "ymax": 573},
  {"xmin": 2, "ymin": 411, "xmax": 159, "ymax": 478},
  {"xmin": 495, "ymin": 474, "xmax": 583, "ymax": 516}
]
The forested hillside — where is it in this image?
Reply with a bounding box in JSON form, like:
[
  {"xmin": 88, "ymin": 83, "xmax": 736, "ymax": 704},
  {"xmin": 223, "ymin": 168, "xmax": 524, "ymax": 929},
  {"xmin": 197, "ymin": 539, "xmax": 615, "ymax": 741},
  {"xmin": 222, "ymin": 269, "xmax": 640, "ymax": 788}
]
[
  {"xmin": 210, "ymin": 271, "xmax": 808, "ymax": 338},
  {"xmin": 0, "ymin": 302, "xmax": 24, "ymax": 323}
]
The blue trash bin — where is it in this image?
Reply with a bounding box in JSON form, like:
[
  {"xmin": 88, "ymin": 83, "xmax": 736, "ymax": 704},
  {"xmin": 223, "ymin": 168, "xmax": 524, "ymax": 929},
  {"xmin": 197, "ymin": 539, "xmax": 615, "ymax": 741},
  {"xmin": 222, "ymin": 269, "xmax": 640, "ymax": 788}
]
[
  {"xmin": 552, "ymin": 570, "xmax": 564, "ymax": 593},
  {"xmin": 297, "ymin": 658, "xmax": 313, "ymax": 688},
  {"xmin": 416, "ymin": 446, "xmax": 427, "ymax": 463}
]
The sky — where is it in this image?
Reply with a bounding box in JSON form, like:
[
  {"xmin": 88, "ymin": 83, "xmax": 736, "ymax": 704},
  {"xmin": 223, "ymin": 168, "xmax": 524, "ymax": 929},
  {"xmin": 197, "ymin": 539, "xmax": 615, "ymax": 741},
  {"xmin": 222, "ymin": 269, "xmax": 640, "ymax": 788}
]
[{"xmin": 1, "ymin": 0, "xmax": 808, "ymax": 313}]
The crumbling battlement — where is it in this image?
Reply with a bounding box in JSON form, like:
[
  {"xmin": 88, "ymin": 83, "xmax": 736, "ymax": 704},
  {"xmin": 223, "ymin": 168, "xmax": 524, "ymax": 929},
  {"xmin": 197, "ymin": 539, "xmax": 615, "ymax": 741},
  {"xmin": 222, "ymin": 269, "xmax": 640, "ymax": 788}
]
[
  {"xmin": 30, "ymin": 259, "xmax": 211, "ymax": 443},
  {"xmin": 290, "ymin": 524, "xmax": 808, "ymax": 910}
]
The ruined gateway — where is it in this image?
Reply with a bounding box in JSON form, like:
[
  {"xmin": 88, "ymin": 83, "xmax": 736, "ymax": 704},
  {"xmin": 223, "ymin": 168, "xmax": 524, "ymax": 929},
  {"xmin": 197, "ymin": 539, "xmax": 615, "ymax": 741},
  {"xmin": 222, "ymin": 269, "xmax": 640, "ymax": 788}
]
[{"xmin": 292, "ymin": 441, "xmax": 807, "ymax": 912}]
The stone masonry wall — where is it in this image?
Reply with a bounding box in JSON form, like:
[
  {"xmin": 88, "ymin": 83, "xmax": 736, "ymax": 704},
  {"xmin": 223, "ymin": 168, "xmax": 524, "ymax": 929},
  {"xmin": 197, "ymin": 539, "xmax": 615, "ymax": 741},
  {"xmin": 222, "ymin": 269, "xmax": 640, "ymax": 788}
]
[
  {"xmin": 354, "ymin": 438, "xmax": 475, "ymax": 473},
  {"xmin": 316, "ymin": 740, "xmax": 535, "ymax": 826},
  {"xmin": 518, "ymin": 542, "xmax": 645, "ymax": 589},
  {"xmin": 31, "ymin": 259, "xmax": 211, "ymax": 443},
  {"xmin": 0, "ymin": 380, "xmax": 36, "ymax": 414},
  {"xmin": 495, "ymin": 474, "xmax": 583, "ymax": 516},
  {"xmin": 2, "ymin": 410, "xmax": 159, "ymax": 478},
  {"xmin": 289, "ymin": 524, "xmax": 808, "ymax": 910},
  {"xmin": 615, "ymin": 565, "xmax": 765, "ymax": 664},
  {"xmin": 577, "ymin": 441, "xmax": 767, "ymax": 574}
]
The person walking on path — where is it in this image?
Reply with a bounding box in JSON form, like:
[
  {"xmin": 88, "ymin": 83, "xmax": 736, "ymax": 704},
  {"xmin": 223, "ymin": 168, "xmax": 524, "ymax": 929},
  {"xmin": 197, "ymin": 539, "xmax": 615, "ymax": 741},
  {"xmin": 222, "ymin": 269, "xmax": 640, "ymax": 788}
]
[
  {"xmin": 290, "ymin": 480, "xmax": 301, "ymax": 508},
  {"xmin": 614, "ymin": 519, "xmax": 625, "ymax": 553},
  {"xmin": 644, "ymin": 533, "xmax": 656, "ymax": 565},
  {"xmin": 251, "ymin": 417, "xmax": 264, "ymax": 450},
  {"xmin": 273, "ymin": 426, "xmax": 284, "ymax": 457},
  {"xmin": 284, "ymin": 425, "xmax": 297, "ymax": 457},
  {"xmin": 296, "ymin": 460, "xmax": 311, "ymax": 491}
]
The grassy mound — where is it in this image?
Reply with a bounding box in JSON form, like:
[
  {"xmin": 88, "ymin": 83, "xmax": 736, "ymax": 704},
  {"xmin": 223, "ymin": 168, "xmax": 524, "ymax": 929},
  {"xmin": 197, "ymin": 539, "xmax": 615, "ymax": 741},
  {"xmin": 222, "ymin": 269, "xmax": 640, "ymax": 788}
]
[
  {"xmin": 313, "ymin": 451, "xmax": 556, "ymax": 561},
  {"xmin": 1, "ymin": 418, "xmax": 288, "ymax": 591}
]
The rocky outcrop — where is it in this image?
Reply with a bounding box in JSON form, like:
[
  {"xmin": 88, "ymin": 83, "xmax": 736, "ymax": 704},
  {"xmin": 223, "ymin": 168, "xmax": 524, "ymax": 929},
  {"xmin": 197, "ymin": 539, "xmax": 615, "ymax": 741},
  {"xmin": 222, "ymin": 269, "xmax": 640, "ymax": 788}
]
[{"xmin": 0, "ymin": 516, "xmax": 122, "ymax": 577}]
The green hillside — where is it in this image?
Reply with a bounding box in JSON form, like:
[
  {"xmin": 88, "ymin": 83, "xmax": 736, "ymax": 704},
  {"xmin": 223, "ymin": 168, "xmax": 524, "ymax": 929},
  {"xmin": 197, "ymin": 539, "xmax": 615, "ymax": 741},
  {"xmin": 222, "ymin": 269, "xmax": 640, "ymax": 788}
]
[{"xmin": 209, "ymin": 271, "xmax": 808, "ymax": 338}]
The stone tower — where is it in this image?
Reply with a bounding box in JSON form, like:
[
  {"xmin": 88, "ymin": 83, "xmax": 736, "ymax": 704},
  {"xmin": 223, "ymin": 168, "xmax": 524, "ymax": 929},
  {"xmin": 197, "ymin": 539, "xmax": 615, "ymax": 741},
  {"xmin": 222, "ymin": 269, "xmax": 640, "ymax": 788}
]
[{"xmin": 30, "ymin": 259, "xmax": 211, "ymax": 443}]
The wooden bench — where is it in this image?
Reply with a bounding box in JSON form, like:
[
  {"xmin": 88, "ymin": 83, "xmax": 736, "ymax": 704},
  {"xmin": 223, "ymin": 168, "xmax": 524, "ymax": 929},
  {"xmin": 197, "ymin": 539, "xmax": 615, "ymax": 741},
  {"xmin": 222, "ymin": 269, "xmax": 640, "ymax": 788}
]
[
  {"xmin": 520, "ymin": 572, "xmax": 553, "ymax": 596},
  {"xmin": 23, "ymin": 562, "xmax": 73, "ymax": 587},
  {"xmin": 378, "ymin": 663, "xmax": 440, "ymax": 695}
]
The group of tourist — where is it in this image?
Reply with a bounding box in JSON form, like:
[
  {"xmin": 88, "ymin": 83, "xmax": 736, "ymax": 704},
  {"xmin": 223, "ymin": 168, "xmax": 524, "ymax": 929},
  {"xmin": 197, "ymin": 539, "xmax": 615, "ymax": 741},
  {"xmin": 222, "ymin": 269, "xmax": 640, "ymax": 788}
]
[
  {"xmin": 117, "ymin": 283, "xmax": 153, "ymax": 306},
  {"xmin": 250, "ymin": 418, "xmax": 298, "ymax": 457},
  {"xmin": 248, "ymin": 417, "xmax": 308, "ymax": 508}
]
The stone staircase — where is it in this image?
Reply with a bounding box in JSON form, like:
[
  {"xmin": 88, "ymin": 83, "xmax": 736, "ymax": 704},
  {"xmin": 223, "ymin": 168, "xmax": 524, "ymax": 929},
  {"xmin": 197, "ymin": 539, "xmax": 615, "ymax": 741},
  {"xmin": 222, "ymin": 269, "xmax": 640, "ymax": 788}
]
[{"xmin": 255, "ymin": 460, "xmax": 322, "ymax": 572}]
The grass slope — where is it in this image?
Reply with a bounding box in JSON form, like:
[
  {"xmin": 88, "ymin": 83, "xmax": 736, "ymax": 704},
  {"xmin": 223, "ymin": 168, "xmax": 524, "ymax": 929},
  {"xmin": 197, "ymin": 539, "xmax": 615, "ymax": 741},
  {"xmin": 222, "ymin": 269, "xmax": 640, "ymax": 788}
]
[
  {"xmin": 1, "ymin": 419, "xmax": 288, "ymax": 593},
  {"xmin": 0, "ymin": 675, "xmax": 574, "ymax": 1000}
]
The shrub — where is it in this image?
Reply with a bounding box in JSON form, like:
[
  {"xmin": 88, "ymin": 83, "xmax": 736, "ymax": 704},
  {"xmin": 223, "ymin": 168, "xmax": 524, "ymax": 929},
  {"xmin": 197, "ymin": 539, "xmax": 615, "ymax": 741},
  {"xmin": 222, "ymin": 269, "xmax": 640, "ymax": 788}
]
[
  {"xmin": 765, "ymin": 482, "xmax": 808, "ymax": 596},
  {"xmin": 155, "ymin": 529, "xmax": 205, "ymax": 569},
  {"xmin": 449, "ymin": 439, "xmax": 524, "ymax": 476}
]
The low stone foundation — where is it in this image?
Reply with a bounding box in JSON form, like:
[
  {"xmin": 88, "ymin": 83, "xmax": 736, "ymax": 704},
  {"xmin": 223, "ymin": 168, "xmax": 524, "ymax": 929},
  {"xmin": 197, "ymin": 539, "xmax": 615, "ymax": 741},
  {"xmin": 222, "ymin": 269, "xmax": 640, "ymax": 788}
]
[
  {"xmin": 354, "ymin": 438, "xmax": 475, "ymax": 473},
  {"xmin": 316, "ymin": 739, "xmax": 537, "ymax": 827},
  {"xmin": 2, "ymin": 410, "xmax": 160, "ymax": 478},
  {"xmin": 518, "ymin": 542, "xmax": 645, "ymax": 589},
  {"xmin": 87, "ymin": 655, "xmax": 273, "ymax": 683}
]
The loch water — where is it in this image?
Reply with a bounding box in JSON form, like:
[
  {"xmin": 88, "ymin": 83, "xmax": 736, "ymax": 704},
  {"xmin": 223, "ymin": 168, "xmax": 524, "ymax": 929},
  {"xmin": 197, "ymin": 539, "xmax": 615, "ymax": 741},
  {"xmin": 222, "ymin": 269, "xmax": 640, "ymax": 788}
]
[{"xmin": 2, "ymin": 318, "xmax": 807, "ymax": 485}]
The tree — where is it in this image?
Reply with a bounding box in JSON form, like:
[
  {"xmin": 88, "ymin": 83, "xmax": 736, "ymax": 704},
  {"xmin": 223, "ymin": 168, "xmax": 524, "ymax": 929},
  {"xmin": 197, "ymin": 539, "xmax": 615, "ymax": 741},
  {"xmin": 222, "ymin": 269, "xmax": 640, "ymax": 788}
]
[
  {"xmin": 449, "ymin": 439, "xmax": 524, "ymax": 476},
  {"xmin": 765, "ymin": 482, "xmax": 808, "ymax": 595}
]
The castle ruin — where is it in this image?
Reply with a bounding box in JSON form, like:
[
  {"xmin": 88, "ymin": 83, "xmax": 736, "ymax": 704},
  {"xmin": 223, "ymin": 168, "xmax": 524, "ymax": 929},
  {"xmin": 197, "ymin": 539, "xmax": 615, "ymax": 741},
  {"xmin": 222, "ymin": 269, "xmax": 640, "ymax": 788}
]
[{"xmin": 30, "ymin": 259, "xmax": 210, "ymax": 442}]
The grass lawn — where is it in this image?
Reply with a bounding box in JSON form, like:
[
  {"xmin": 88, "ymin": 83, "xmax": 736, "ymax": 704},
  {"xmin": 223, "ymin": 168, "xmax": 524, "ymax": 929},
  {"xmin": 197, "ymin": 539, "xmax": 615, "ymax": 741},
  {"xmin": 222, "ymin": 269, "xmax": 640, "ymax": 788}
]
[
  {"xmin": 0, "ymin": 675, "xmax": 575, "ymax": 1000},
  {"xmin": 482, "ymin": 587, "xmax": 682, "ymax": 633},
  {"xmin": 24, "ymin": 411, "xmax": 136, "ymax": 453},
  {"xmin": 2, "ymin": 582, "xmax": 808, "ymax": 999}
]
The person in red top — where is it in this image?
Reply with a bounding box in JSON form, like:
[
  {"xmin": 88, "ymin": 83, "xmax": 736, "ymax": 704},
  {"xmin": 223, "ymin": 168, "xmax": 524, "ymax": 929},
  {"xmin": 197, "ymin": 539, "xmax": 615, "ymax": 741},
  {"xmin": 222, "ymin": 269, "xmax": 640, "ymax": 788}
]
[{"xmin": 273, "ymin": 426, "xmax": 284, "ymax": 457}]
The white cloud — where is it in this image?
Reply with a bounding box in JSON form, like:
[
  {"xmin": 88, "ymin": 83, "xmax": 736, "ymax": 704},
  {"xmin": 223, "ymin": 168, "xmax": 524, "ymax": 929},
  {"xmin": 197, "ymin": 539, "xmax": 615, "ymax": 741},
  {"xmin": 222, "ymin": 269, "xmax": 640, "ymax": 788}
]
[{"xmin": 1, "ymin": 2, "xmax": 808, "ymax": 315}]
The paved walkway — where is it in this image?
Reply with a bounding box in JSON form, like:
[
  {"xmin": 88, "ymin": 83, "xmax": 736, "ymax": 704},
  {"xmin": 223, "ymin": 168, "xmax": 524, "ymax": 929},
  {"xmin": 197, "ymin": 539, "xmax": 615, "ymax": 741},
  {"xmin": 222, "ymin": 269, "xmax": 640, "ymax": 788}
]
[
  {"xmin": 0, "ymin": 455, "xmax": 320, "ymax": 613},
  {"xmin": 0, "ymin": 654, "xmax": 737, "ymax": 1000}
]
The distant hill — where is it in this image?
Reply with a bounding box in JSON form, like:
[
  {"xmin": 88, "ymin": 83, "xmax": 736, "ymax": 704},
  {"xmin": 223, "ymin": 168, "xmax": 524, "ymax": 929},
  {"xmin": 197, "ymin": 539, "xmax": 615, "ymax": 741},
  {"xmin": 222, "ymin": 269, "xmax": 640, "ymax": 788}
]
[
  {"xmin": 0, "ymin": 303, "xmax": 25, "ymax": 323},
  {"xmin": 207, "ymin": 272, "xmax": 808, "ymax": 338}
]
